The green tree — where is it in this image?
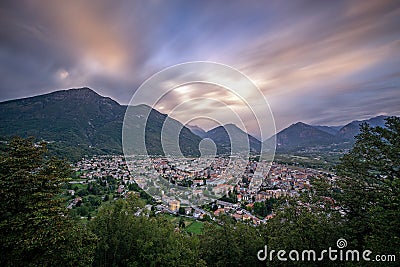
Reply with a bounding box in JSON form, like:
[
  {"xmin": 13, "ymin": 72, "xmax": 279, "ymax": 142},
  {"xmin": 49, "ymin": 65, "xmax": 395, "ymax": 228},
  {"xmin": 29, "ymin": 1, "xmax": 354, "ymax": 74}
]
[
  {"xmin": 335, "ymin": 117, "xmax": 400, "ymax": 258},
  {"xmin": 200, "ymin": 216, "xmax": 264, "ymax": 266},
  {"xmin": 179, "ymin": 217, "xmax": 185, "ymax": 228},
  {"xmin": 178, "ymin": 206, "xmax": 186, "ymax": 215},
  {"xmin": 265, "ymin": 194, "xmax": 343, "ymax": 266},
  {"xmin": 0, "ymin": 137, "xmax": 96, "ymax": 266},
  {"xmin": 89, "ymin": 198, "xmax": 142, "ymax": 266},
  {"xmin": 90, "ymin": 196, "xmax": 203, "ymax": 266},
  {"xmin": 253, "ymin": 201, "xmax": 264, "ymax": 217},
  {"xmin": 77, "ymin": 205, "xmax": 90, "ymax": 217}
]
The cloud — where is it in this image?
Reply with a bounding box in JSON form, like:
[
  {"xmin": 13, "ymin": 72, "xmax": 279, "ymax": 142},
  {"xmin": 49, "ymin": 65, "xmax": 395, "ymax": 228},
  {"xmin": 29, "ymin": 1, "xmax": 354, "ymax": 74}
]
[
  {"xmin": 0, "ymin": 0, "xmax": 399, "ymax": 134},
  {"xmin": 227, "ymin": 0, "xmax": 400, "ymax": 130}
]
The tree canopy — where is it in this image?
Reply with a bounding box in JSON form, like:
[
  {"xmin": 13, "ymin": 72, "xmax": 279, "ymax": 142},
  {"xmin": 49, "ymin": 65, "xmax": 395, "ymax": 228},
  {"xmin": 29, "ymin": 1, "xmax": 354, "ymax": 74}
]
[
  {"xmin": 335, "ymin": 117, "xmax": 400, "ymax": 257},
  {"xmin": 0, "ymin": 137, "xmax": 96, "ymax": 266}
]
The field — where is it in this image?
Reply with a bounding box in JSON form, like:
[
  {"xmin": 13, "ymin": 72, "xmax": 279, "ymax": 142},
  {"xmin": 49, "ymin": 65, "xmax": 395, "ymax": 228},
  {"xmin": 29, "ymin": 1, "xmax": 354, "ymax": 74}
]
[
  {"xmin": 160, "ymin": 214, "xmax": 204, "ymax": 234},
  {"xmin": 185, "ymin": 221, "xmax": 204, "ymax": 234}
]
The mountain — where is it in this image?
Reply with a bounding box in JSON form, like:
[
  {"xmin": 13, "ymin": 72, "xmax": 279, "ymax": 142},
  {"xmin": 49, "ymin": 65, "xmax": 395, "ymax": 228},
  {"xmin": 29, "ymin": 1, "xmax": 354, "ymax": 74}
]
[
  {"xmin": 123, "ymin": 104, "xmax": 202, "ymax": 156},
  {"xmin": 186, "ymin": 124, "xmax": 207, "ymax": 138},
  {"xmin": 0, "ymin": 88, "xmax": 202, "ymax": 160},
  {"xmin": 313, "ymin": 125, "xmax": 342, "ymax": 136},
  {"xmin": 205, "ymin": 123, "xmax": 261, "ymax": 154},
  {"xmin": 1, "ymin": 88, "xmax": 395, "ymax": 159},
  {"xmin": 0, "ymin": 88, "xmax": 124, "ymax": 159},
  {"xmin": 269, "ymin": 122, "xmax": 337, "ymax": 151},
  {"xmin": 336, "ymin": 115, "xmax": 389, "ymax": 141},
  {"xmin": 265, "ymin": 116, "xmax": 394, "ymax": 152}
]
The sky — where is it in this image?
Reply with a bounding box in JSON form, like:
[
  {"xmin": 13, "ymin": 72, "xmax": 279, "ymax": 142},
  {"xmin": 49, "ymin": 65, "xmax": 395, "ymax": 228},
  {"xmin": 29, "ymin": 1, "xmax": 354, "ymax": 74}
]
[{"xmin": 0, "ymin": 0, "xmax": 399, "ymax": 136}]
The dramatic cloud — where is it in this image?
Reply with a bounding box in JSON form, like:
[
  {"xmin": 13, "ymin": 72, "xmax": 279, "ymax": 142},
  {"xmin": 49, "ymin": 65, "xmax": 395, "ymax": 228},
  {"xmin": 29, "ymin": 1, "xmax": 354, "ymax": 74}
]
[{"xmin": 0, "ymin": 0, "xmax": 399, "ymax": 135}]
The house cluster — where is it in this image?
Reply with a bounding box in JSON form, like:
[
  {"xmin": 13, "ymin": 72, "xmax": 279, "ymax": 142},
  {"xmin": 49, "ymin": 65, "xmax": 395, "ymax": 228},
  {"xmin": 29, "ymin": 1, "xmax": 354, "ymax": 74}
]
[
  {"xmin": 71, "ymin": 155, "xmax": 136, "ymax": 198},
  {"xmin": 72, "ymin": 155, "xmax": 335, "ymax": 225},
  {"xmin": 151, "ymin": 157, "xmax": 238, "ymax": 196},
  {"xmin": 73, "ymin": 155, "xmax": 131, "ymax": 182},
  {"xmin": 235, "ymin": 163, "xmax": 334, "ymax": 204},
  {"xmin": 213, "ymin": 200, "xmax": 264, "ymax": 225}
]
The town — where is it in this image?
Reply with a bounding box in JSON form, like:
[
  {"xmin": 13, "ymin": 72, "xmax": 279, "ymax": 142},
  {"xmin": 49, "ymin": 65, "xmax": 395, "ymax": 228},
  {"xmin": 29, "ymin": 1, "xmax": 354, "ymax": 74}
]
[{"xmin": 68, "ymin": 155, "xmax": 336, "ymax": 225}]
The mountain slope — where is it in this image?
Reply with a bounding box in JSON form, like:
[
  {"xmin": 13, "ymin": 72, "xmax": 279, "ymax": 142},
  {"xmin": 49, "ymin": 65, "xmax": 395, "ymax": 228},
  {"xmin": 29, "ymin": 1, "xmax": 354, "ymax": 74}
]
[
  {"xmin": 205, "ymin": 124, "xmax": 261, "ymax": 154},
  {"xmin": 124, "ymin": 104, "xmax": 202, "ymax": 156},
  {"xmin": 1, "ymin": 88, "xmax": 395, "ymax": 159},
  {"xmin": 267, "ymin": 122, "xmax": 337, "ymax": 151},
  {"xmin": 266, "ymin": 116, "xmax": 394, "ymax": 152},
  {"xmin": 186, "ymin": 124, "xmax": 207, "ymax": 138},
  {"xmin": 313, "ymin": 125, "xmax": 342, "ymax": 136},
  {"xmin": 336, "ymin": 115, "xmax": 389, "ymax": 141},
  {"xmin": 0, "ymin": 88, "xmax": 124, "ymax": 158},
  {"xmin": 0, "ymin": 88, "xmax": 202, "ymax": 160}
]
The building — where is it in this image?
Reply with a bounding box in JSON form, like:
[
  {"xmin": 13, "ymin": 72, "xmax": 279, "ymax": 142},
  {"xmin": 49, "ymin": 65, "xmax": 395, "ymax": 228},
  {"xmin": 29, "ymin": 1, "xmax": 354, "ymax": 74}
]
[{"xmin": 169, "ymin": 200, "xmax": 180, "ymax": 211}]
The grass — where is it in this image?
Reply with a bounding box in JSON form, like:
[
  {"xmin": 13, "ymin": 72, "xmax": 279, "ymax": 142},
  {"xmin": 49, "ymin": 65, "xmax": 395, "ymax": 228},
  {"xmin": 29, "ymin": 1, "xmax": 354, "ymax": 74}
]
[
  {"xmin": 185, "ymin": 221, "xmax": 204, "ymax": 234},
  {"xmin": 161, "ymin": 214, "xmax": 193, "ymax": 225},
  {"xmin": 161, "ymin": 214, "xmax": 181, "ymax": 223},
  {"xmin": 157, "ymin": 214, "xmax": 205, "ymax": 234}
]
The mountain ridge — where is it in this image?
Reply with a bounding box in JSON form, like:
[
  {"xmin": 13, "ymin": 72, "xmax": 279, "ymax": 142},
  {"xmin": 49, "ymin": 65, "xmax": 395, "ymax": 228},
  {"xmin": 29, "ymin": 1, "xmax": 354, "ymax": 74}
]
[
  {"xmin": 0, "ymin": 87, "xmax": 397, "ymax": 158},
  {"xmin": 267, "ymin": 122, "xmax": 338, "ymax": 151},
  {"xmin": 0, "ymin": 87, "xmax": 202, "ymax": 160},
  {"xmin": 186, "ymin": 124, "xmax": 207, "ymax": 138},
  {"xmin": 266, "ymin": 115, "xmax": 392, "ymax": 152},
  {"xmin": 204, "ymin": 123, "xmax": 262, "ymax": 154}
]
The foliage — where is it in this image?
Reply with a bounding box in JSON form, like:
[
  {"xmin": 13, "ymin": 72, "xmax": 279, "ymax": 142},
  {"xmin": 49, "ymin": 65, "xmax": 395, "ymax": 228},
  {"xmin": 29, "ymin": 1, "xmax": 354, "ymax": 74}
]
[
  {"xmin": 253, "ymin": 198, "xmax": 276, "ymax": 217},
  {"xmin": 335, "ymin": 117, "xmax": 400, "ymax": 258},
  {"xmin": 89, "ymin": 196, "xmax": 204, "ymax": 267},
  {"xmin": 0, "ymin": 137, "xmax": 96, "ymax": 266},
  {"xmin": 199, "ymin": 216, "xmax": 264, "ymax": 267},
  {"xmin": 220, "ymin": 188, "xmax": 238, "ymax": 203},
  {"xmin": 128, "ymin": 179, "xmax": 156, "ymax": 204},
  {"xmin": 265, "ymin": 194, "xmax": 344, "ymax": 266}
]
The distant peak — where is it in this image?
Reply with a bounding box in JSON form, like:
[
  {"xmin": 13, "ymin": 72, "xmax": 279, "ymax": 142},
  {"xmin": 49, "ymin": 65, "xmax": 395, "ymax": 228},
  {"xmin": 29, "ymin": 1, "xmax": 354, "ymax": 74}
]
[
  {"xmin": 71, "ymin": 87, "xmax": 92, "ymax": 91},
  {"xmin": 134, "ymin": 103, "xmax": 151, "ymax": 108},
  {"xmin": 66, "ymin": 87, "xmax": 97, "ymax": 94},
  {"xmin": 186, "ymin": 124, "xmax": 203, "ymax": 130},
  {"xmin": 131, "ymin": 104, "xmax": 155, "ymax": 112},
  {"xmin": 224, "ymin": 123, "xmax": 239, "ymax": 128},
  {"xmin": 48, "ymin": 87, "xmax": 100, "ymax": 97},
  {"xmin": 292, "ymin": 122, "xmax": 309, "ymax": 127},
  {"xmin": 369, "ymin": 115, "xmax": 389, "ymax": 120}
]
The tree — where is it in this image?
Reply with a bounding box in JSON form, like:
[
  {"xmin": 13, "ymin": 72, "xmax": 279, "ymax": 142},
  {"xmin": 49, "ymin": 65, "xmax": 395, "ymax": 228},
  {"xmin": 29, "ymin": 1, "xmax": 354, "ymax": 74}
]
[
  {"xmin": 253, "ymin": 200, "xmax": 276, "ymax": 218},
  {"xmin": 335, "ymin": 117, "xmax": 400, "ymax": 257},
  {"xmin": 0, "ymin": 137, "xmax": 96, "ymax": 266},
  {"xmin": 179, "ymin": 217, "xmax": 186, "ymax": 228},
  {"xmin": 265, "ymin": 195, "xmax": 344, "ymax": 266},
  {"xmin": 178, "ymin": 206, "xmax": 186, "ymax": 215},
  {"xmin": 262, "ymin": 118, "xmax": 400, "ymax": 265},
  {"xmin": 199, "ymin": 216, "xmax": 264, "ymax": 266},
  {"xmin": 90, "ymin": 196, "xmax": 203, "ymax": 266},
  {"xmin": 89, "ymin": 198, "xmax": 142, "ymax": 266}
]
